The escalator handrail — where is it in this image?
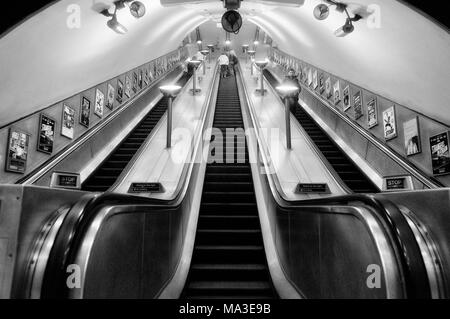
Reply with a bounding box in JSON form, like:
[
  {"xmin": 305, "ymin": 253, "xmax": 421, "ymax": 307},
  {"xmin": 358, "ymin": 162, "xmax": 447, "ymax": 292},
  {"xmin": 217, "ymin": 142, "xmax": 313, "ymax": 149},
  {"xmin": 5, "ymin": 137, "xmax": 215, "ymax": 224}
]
[
  {"xmin": 237, "ymin": 65, "xmax": 431, "ymax": 299},
  {"xmin": 41, "ymin": 64, "xmax": 220, "ymax": 298},
  {"xmin": 264, "ymin": 61, "xmax": 442, "ymax": 189}
]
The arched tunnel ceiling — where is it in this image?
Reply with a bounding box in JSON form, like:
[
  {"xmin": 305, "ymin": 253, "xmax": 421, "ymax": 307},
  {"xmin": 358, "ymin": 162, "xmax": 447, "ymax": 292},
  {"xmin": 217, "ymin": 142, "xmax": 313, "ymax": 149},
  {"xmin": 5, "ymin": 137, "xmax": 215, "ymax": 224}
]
[{"xmin": 0, "ymin": 0, "xmax": 449, "ymax": 127}]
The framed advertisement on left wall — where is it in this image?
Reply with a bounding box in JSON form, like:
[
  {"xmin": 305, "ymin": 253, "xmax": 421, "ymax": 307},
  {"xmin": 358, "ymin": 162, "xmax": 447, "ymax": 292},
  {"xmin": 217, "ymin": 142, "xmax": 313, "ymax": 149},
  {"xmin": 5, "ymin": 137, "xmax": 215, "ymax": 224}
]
[{"xmin": 5, "ymin": 127, "xmax": 30, "ymax": 174}]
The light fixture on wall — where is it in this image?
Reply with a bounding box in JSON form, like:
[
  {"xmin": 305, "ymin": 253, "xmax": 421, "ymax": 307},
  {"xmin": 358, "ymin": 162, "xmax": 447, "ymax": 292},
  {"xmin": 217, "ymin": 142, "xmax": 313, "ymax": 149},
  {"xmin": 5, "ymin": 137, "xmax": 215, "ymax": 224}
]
[
  {"xmin": 314, "ymin": 1, "xmax": 362, "ymax": 37},
  {"xmin": 101, "ymin": 0, "xmax": 146, "ymax": 34}
]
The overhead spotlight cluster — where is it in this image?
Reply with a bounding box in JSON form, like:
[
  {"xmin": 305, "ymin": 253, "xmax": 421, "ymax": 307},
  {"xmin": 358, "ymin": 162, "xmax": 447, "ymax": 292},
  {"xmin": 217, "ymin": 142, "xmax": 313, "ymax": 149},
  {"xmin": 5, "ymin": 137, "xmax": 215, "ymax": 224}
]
[
  {"xmin": 101, "ymin": 0, "xmax": 146, "ymax": 34},
  {"xmin": 314, "ymin": 0, "xmax": 362, "ymax": 37}
]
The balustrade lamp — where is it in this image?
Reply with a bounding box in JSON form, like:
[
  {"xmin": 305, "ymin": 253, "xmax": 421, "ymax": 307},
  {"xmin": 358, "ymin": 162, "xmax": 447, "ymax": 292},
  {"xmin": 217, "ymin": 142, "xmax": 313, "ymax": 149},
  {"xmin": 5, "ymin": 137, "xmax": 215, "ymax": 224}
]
[
  {"xmin": 159, "ymin": 85, "xmax": 182, "ymax": 148},
  {"xmin": 276, "ymin": 85, "xmax": 300, "ymax": 150},
  {"xmin": 255, "ymin": 60, "xmax": 269, "ymax": 96},
  {"xmin": 200, "ymin": 50, "xmax": 210, "ymax": 75},
  {"xmin": 207, "ymin": 44, "xmax": 214, "ymax": 63},
  {"xmin": 247, "ymin": 50, "xmax": 256, "ymax": 75},
  {"xmin": 188, "ymin": 60, "xmax": 202, "ymax": 95},
  {"xmin": 242, "ymin": 44, "xmax": 249, "ymax": 63}
]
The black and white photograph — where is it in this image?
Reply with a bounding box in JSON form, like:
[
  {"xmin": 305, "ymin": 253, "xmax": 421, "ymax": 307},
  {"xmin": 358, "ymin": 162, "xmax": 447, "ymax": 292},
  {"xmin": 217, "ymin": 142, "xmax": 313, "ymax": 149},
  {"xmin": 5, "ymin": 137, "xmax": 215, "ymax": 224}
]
[
  {"xmin": 61, "ymin": 103, "xmax": 75, "ymax": 139},
  {"xmin": 0, "ymin": 0, "xmax": 449, "ymax": 306},
  {"xmin": 5, "ymin": 128, "xmax": 30, "ymax": 173},
  {"xmin": 37, "ymin": 114, "xmax": 56, "ymax": 154}
]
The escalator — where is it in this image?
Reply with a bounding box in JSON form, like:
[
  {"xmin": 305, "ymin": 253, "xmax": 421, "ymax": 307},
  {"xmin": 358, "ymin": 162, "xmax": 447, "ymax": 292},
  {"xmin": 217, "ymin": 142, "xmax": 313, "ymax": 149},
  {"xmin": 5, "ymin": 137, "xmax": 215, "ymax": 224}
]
[
  {"xmin": 263, "ymin": 70, "xmax": 379, "ymax": 194},
  {"xmin": 182, "ymin": 76, "xmax": 277, "ymax": 299},
  {"xmin": 82, "ymin": 73, "xmax": 191, "ymax": 192}
]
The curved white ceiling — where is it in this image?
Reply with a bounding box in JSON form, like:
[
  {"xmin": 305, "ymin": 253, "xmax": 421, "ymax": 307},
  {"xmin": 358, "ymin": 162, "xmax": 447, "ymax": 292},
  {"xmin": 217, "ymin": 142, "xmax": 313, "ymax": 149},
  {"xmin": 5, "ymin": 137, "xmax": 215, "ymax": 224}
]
[{"xmin": 0, "ymin": 0, "xmax": 449, "ymax": 127}]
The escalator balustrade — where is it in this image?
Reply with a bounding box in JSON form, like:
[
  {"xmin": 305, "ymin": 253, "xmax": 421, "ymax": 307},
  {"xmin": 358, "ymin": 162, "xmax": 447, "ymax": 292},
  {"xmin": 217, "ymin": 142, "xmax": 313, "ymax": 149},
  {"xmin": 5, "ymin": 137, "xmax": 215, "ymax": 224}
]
[{"xmin": 264, "ymin": 70, "xmax": 379, "ymax": 194}]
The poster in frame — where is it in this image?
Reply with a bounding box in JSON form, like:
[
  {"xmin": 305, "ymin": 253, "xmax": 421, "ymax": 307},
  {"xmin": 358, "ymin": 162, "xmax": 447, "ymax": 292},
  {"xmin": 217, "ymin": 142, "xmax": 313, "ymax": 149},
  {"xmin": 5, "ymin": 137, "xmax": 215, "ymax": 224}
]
[
  {"xmin": 404, "ymin": 117, "xmax": 421, "ymax": 157},
  {"xmin": 307, "ymin": 68, "xmax": 313, "ymax": 86},
  {"xmin": 367, "ymin": 98, "xmax": 378, "ymax": 129},
  {"xmin": 383, "ymin": 106, "xmax": 398, "ymax": 141},
  {"xmin": 138, "ymin": 70, "xmax": 143, "ymax": 89},
  {"xmin": 325, "ymin": 77, "xmax": 332, "ymax": 99},
  {"xmin": 95, "ymin": 89, "xmax": 105, "ymax": 118},
  {"xmin": 125, "ymin": 76, "xmax": 132, "ymax": 98},
  {"xmin": 61, "ymin": 103, "xmax": 75, "ymax": 139},
  {"xmin": 144, "ymin": 69, "xmax": 149, "ymax": 86},
  {"xmin": 106, "ymin": 83, "xmax": 115, "ymax": 111},
  {"xmin": 132, "ymin": 72, "xmax": 138, "ymax": 93},
  {"xmin": 353, "ymin": 90, "xmax": 363, "ymax": 120},
  {"xmin": 430, "ymin": 132, "xmax": 450, "ymax": 176},
  {"xmin": 319, "ymin": 73, "xmax": 325, "ymax": 94},
  {"xmin": 312, "ymin": 70, "xmax": 318, "ymax": 89},
  {"xmin": 5, "ymin": 127, "xmax": 30, "ymax": 174},
  {"xmin": 343, "ymin": 85, "xmax": 351, "ymax": 112},
  {"xmin": 333, "ymin": 80, "xmax": 341, "ymax": 105},
  {"xmin": 37, "ymin": 114, "xmax": 56, "ymax": 154},
  {"xmin": 79, "ymin": 96, "xmax": 91, "ymax": 128},
  {"xmin": 117, "ymin": 79, "xmax": 124, "ymax": 104}
]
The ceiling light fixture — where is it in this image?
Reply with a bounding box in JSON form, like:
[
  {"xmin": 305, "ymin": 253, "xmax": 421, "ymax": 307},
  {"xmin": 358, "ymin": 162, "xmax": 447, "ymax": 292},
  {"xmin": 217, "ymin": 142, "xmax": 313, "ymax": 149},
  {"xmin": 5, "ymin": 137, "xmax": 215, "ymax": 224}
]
[
  {"xmin": 100, "ymin": 0, "xmax": 146, "ymax": 34},
  {"xmin": 314, "ymin": 0, "xmax": 362, "ymax": 37}
]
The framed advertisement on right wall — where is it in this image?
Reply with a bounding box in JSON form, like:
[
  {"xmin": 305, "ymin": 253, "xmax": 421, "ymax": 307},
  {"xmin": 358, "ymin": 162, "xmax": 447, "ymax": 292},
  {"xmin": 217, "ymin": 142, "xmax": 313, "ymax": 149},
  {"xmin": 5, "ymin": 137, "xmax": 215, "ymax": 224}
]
[{"xmin": 430, "ymin": 132, "xmax": 450, "ymax": 176}]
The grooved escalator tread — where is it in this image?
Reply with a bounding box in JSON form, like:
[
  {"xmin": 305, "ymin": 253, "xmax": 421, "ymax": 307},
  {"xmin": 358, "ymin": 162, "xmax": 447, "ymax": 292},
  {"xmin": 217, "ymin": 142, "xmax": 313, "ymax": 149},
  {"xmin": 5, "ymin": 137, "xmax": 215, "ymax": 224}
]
[{"xmin": 181, "ymin": 75, "xmax": 277, "ymax": 300}]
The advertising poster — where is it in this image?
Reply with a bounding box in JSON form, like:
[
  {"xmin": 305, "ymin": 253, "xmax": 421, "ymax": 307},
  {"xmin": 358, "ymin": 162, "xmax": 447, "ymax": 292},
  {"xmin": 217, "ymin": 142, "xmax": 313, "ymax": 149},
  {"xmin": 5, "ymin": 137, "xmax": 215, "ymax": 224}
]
[
  {"xmin": 139, "ymin": 70, "xmax": 143, "ymax": 89},
  {"xmin": 343, "ymin": 85, "xmax": 350, "ymax": 112},
  {"xmin": 333, "ymin": 81, "xmax": 341, "ymax": 105},
  {"xmin": 106, "ymin": 84, "xmax": 115, "ymax": 110},
  {"xmin": 307, "ymin": 68, "xmax": 313, "ymax": 86},
  {"xmin": 117, "ymin": 79, "xmax": 124, "ymax": 104},
  {"xmin": 132, "ymin": 72, "xmax": 138, "ymax": 93},
  {"xmin": 144, "ymin": 69, "xmax": 149, "ymax": 86},
  {"xmin": 5, "ymin": 128, "xmax": 30, "ymax": 173},
  {"xmin": 149, "ymin": 63, "xmax": 155, "ymax": 82},
  {"xmin": 325, "ymin": 77, "xmax": 332, "ymax": 99},
  {"xmin": 367, "ymin": 98, "xmax": 378, "ymax": 129},
  {"xmin": 319, "ymin": 73, "xmax": 325, "ymax": 94},
  {"xmin": 125, "ymin": 76, "xmax": 132, "ymax": 98},
  {"xmin": 353, "ymin": 90, "xmax": 363, "ymax": 120},
  {"xmin": 404, "ymin": 117, "xmax": 421, "ymax": 156},
  {"xmin": 430, "ymin": 132, "xmax": 450, "ymax": 175},
  {"xmin": 37, "ymin": 114, "xmax": 55, "ymax": 154},
  {"xmin": 61, "ymin": 103, "xmax": 75, "ymax": 139},
  {"xmin": 312, "ymin": 70, "xmax": 318, "ymax": 89},
  {"xmin": 95, "ymin": 89, "xmax": 105, "ymax": 118},
  {"xmin": 383, "ymin": 106, "xmax": 398, "ymax": 140},
  {"xmin": 80, "ymin": 97, "xmax": 91, "ymax": 128}
]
